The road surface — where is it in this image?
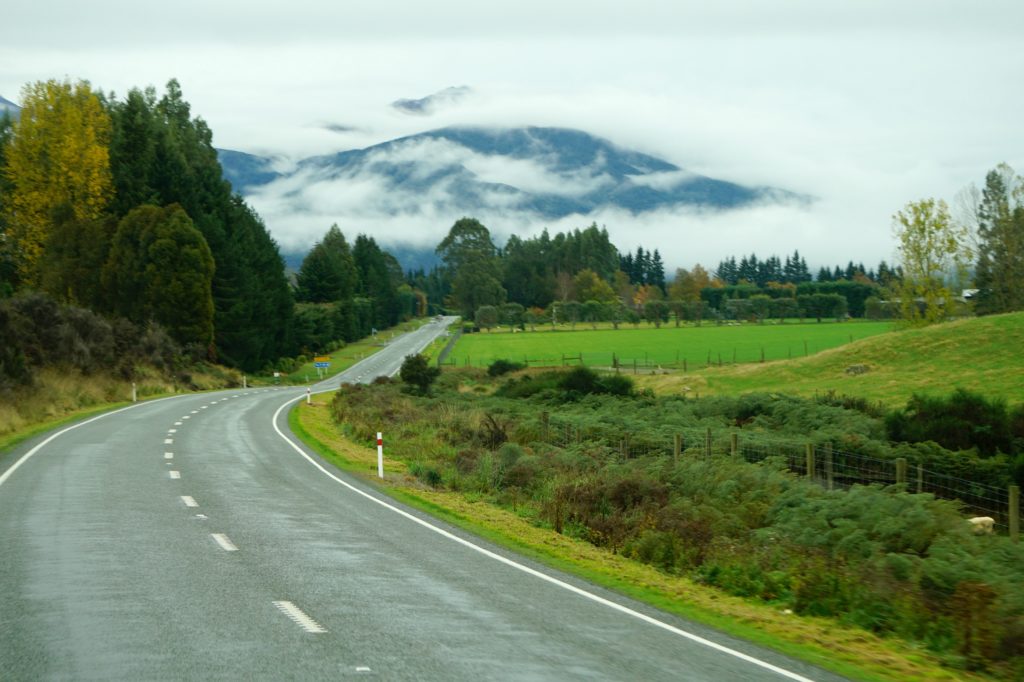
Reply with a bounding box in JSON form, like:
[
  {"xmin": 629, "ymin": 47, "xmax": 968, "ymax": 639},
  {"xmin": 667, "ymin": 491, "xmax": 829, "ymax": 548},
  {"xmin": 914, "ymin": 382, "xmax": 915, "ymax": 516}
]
[{"xmin": 0, "ymin": 318, "xmax": 845, "ymax": 681}]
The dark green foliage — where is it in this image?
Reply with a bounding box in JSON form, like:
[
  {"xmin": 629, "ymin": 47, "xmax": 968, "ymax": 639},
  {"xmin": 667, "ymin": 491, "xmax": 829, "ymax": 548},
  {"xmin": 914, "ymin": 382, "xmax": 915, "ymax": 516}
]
[
  {"xmin": 399, "ymin": 353, "xmax": 440, "ymax": 395},
  {"xmin": 38, "ymin": 210, "xmax": 116, "ymax": 310},
  {"xmin": 106, "ymin": 81, "xmax": 294, "ymax": 371},
  {"xmin": 974, "ymin": 165, "xmax": 1024, "ymax": 315},
  {"xmin": 487, "ymin": 359, "xmax": 525, "ymax": 377},
  {"xmin": 354, "ymin": 234, "xmax": 403, "ymax": 329},
  {"xmin": 296, "ymin": 224, "xmax": 358, "ymax": 304},
  {"xmin": 436, "ymin": 217, "xmax": 506, "ymax": 317},
  {"xmin": 887, "ymin": 389, "xmax": 1015, "ymax": 457},
  {"xmin": 103, "ymin": 204, "xmax": 215, "ymax": 350}
]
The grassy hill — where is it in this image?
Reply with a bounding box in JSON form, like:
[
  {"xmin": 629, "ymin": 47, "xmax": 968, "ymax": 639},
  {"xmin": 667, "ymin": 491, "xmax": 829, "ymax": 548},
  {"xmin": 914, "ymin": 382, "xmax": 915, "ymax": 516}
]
[{"xmin": 639, "ymin": 312, "xmax": 1024, "ymax": 407}]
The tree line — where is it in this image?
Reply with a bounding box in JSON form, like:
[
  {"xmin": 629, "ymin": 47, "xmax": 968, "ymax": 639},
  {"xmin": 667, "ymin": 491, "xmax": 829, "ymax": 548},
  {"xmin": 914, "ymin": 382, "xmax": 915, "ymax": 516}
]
[
  {"xmin": 422, "ymin": 161, "xmax": 1024, "ymax": 330},
  {"xmin": 0, "ymin": 78, "xmax": 419, "ymax": 385}
]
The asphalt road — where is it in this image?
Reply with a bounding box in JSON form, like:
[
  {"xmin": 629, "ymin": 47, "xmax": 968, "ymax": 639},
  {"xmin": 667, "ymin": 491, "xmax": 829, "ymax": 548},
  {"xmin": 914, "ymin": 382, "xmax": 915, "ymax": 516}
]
[{"xmin": 0, "ymin": 319, "xmax": 847, "ymax": 681}]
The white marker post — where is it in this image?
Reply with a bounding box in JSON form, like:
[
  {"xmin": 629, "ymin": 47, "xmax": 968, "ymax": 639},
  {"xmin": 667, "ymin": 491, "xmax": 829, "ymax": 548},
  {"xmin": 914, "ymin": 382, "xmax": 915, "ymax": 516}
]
[
  {"xmin": 376, "ymin": 432, "xmax": 384, "ymax": 479},
  {"xmin": 306, "ymin": 387, "xmax": 311, "ymax": 405},
  {"xmin": 243, "ymin": 375, "xmax": 247, "ymax": 389},
  {"xmin": 132, "ymin": 382, "xmax": 137, "ymax": 403}
]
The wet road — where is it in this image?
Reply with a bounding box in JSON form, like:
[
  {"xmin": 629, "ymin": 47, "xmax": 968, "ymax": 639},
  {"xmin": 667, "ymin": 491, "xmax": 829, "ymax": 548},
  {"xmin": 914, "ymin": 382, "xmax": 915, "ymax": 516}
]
[{"xmin": 0, "ymin": 319, "xmax": 845, "ymax": 681}]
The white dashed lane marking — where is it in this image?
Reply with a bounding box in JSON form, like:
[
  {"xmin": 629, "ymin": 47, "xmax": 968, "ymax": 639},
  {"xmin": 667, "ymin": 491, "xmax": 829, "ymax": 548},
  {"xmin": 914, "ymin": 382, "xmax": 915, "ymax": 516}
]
[
  {"xmin": 211, "ymin": 533, "xmax": 238, "ymax": 551},
  {"xmin": 272, "ymin": 601, "xmax": 327, "ymax": 634},
  {"xmin": 181, "ymin": 495, "xmax": 198, "ymax": 508},
  {"xmin": 169, "ymin": 471, "xmax": 180, "ymax": 480},
  {"xmin": 164, "ymin": 452, "xmax": 173, "ymax": 459},
  {"xmin": 164, "ymin": 438, "xmax": 173, "ymax": 445}
]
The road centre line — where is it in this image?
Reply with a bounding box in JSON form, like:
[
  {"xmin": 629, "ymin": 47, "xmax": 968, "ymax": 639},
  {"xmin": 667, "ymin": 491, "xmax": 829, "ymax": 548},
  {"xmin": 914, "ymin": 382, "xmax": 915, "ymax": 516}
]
[
  {"xmin": 165, "ymin": 452, "xmax": 173, "ymax": 459},
  {"xmin": 181, "ymin": 495, "xmax": 198, "ymax": 507},
  {"xmin": 164, "ymin": 439, "xmax": 173, "ymax": 444},
  {"xmin": 211, "ymin": 533, "xmax": 238, "ymax": 551},
  {"xmin": 272, "ymin": 600, "xmax": 327, "ymax": 634},
  {"xmin": 169, "ymin": 471, "xmax": 181, "ymax": 480},
  {"xmin": 168, "ymin": 429, "xmax": 177, "ymax": 433},
  {"xmin": 271, "ymin": 394, "xmax": 815, "ymax": 682}
]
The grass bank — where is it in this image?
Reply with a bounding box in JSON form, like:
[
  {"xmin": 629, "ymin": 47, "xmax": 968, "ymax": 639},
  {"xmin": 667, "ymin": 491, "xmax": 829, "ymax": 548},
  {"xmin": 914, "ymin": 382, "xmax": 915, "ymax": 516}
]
[
  {"xmin": 0, "ymin": 363, "xmax": 239, "ymax": 453},
  {"xmin": 637, "ymin": 313, "xmax": 1024, "ymax": 407},
  {"xmin": 291, "ymin": 397, "xmax": 982, "ymax": 682}
]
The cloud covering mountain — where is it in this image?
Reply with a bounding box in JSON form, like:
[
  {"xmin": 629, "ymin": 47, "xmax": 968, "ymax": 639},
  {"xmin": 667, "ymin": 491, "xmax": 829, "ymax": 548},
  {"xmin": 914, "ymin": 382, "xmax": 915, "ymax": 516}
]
[
  {"xmin": 220, "ymin": 126, "xmax": 806, "ymax": 267},
  {"xmin": 391, "ymin": 86, "xmax": 473, "ymax": 115}
]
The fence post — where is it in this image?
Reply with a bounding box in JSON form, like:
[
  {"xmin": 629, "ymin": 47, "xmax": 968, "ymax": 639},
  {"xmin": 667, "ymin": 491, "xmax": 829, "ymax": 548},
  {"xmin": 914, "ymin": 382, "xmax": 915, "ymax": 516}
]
[
  {"xmin": 673, "ymin": 434, "xmax": 682, "ymax": 465},
  {"xmin": 805, "ymin": 443, "xmax": 815, "ymax": 480},
  {"xmin": 917, "ymin": 463, "xmax": 924, "ymax": 494},
  {"xmin": 825, "ymin": 442, "xmax": 834, "ymax": 491},
  {"xmin": 704, "ymin": 428, "xmax": 712, "ymax": 459},
  {"xmin": 895, "ymin": 458, "xmax": 907, "ymax": 485},
  {"xmin": 730, "ymin": 432, "xmax": 739, "ymax": 458},
  {"xmin": 1010, "ymin": 485, "xmax": 1020, "ymax": 543},
  {"xmin": 620, "ymin": 438, "xmax": 628, "ymax": 459}
]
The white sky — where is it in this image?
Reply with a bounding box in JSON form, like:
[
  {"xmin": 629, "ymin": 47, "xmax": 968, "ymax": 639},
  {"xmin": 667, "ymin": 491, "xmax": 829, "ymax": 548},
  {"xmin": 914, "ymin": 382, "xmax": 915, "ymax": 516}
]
[{"xmin": 2, "ymin": 1, "xmax": 1022, "ymax": 271}]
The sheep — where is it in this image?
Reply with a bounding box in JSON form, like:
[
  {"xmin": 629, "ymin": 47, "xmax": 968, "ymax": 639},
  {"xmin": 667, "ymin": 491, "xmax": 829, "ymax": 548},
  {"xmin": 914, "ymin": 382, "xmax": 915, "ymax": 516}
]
[{"xmin": 968, "ymin": 516, "xmax": 995, "ymax": 535}]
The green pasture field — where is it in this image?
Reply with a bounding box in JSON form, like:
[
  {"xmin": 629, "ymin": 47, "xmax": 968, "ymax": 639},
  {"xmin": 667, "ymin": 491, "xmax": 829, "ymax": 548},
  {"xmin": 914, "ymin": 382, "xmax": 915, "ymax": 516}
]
[
  {"xmin": 448, "ymin": 320, "xmax": 894, "ymax": 369},
  {"xmin": 639, "ymin": 312, "xmax": 1024, "ymax": 407}
]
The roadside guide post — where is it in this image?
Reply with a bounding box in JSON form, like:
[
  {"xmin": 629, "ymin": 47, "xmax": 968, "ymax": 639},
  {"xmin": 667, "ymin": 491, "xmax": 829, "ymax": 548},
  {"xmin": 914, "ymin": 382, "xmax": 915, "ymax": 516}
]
[
  {"xmin": 377, "ymin": 432, "xmax": 384, "ymax": 479},
  {"xmin": 132, "ymin": 382, "xmax": 137, "ymax": 403},
  {"xmin": 306, "ymin": 387, "xmax": 311, "ymax": 405}
]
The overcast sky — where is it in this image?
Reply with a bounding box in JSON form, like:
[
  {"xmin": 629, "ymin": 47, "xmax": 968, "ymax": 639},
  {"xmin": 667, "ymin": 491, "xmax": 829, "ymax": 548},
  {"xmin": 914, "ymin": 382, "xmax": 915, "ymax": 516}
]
[{"xmin": 3, "ymin": 1, "xmax": 1023, "ymax": 271}]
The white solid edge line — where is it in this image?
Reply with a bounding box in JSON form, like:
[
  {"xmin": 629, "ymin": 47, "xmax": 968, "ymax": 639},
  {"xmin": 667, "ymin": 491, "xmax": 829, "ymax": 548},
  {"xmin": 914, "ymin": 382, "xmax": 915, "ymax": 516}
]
[
  {"xmin": 0, "ymin": 395, "xmax": 183, "ymax": 489},
  {"xmin": 271, "ymin": 395, "xmax": 815, "ymax": 682}
]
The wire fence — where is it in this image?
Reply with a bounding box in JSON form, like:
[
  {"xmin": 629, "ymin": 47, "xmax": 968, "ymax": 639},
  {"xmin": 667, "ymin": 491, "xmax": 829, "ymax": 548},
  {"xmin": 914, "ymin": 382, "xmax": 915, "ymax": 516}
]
[{"xmin": 535, "ymin": 414, "xmax": 1021, "ymax": 536}]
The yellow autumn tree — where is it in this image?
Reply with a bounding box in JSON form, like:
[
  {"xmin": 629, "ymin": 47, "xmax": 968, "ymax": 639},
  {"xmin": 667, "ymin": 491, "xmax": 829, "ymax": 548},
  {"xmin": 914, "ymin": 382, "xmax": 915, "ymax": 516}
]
[{"xmin": 1, "ymin": 79, "xmax": 113, "ymax": 284}]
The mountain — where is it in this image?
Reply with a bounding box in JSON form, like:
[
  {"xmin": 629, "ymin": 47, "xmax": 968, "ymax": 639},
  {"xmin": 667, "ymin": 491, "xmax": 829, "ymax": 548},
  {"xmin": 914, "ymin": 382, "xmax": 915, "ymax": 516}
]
[
  {"xmin": 217, "ymin": 125, "xmax": 807, "ymax": 271},
  {"xmin": 392, "ymin": 86, "xmax": 472, "ymax": 115},
  {"xmin": 216, "ymin": 149, "xmax": 282, "ymax": 193},
  {"xmin": 221, "ymin": 126, "xmax": 801, "ymax": 219},
  {"xmin": 0, "ymin": 95, "xmax": 21, "ymax": 120}
]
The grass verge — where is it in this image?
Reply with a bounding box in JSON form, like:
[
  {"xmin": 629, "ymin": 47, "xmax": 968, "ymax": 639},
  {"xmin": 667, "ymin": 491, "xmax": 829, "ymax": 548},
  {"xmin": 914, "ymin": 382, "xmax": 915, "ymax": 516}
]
[{"xmin": 290, "ymin": 396, "xmax": 983, "ymax": 682}]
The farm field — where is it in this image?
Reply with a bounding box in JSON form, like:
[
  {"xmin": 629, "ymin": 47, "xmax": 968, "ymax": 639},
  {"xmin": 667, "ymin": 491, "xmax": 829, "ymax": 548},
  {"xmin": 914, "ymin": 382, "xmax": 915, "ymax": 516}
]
[
  {"xmin": 638, "ymin": 312, "xmax": 1024, "ymax": 407},
  {"xmin": 448, "ymin": 319, "xmax": 894, "ymax": 369}
]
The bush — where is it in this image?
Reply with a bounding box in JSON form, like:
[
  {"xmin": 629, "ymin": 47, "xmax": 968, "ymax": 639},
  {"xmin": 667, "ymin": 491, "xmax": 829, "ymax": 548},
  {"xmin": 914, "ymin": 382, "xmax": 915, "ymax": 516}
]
[
  {"xmin": 488, "ymin": 359, "xmax": 526, "ymax": 377},
  {"xmin": 887, "ymin": 389, "xmax": 1015, "ymax": 456},
  {"xmin": 399, "ymin": 353, "xmax": 440, "ymax": 395}
]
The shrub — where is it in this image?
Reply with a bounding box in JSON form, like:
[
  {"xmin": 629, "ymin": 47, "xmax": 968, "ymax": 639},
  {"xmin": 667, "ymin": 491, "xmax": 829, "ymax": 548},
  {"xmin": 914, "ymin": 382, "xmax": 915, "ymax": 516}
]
[
  {"xmin": 887, "ymin": 389, "xmax": 1015, "ymax": 456},
  {"xmin": 487, "ymin": 359, "xmax": 526, "ymax": 377},
  {"xmin": 399, "ymin": 353, "xmax": 440, "ymax": 395}
]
